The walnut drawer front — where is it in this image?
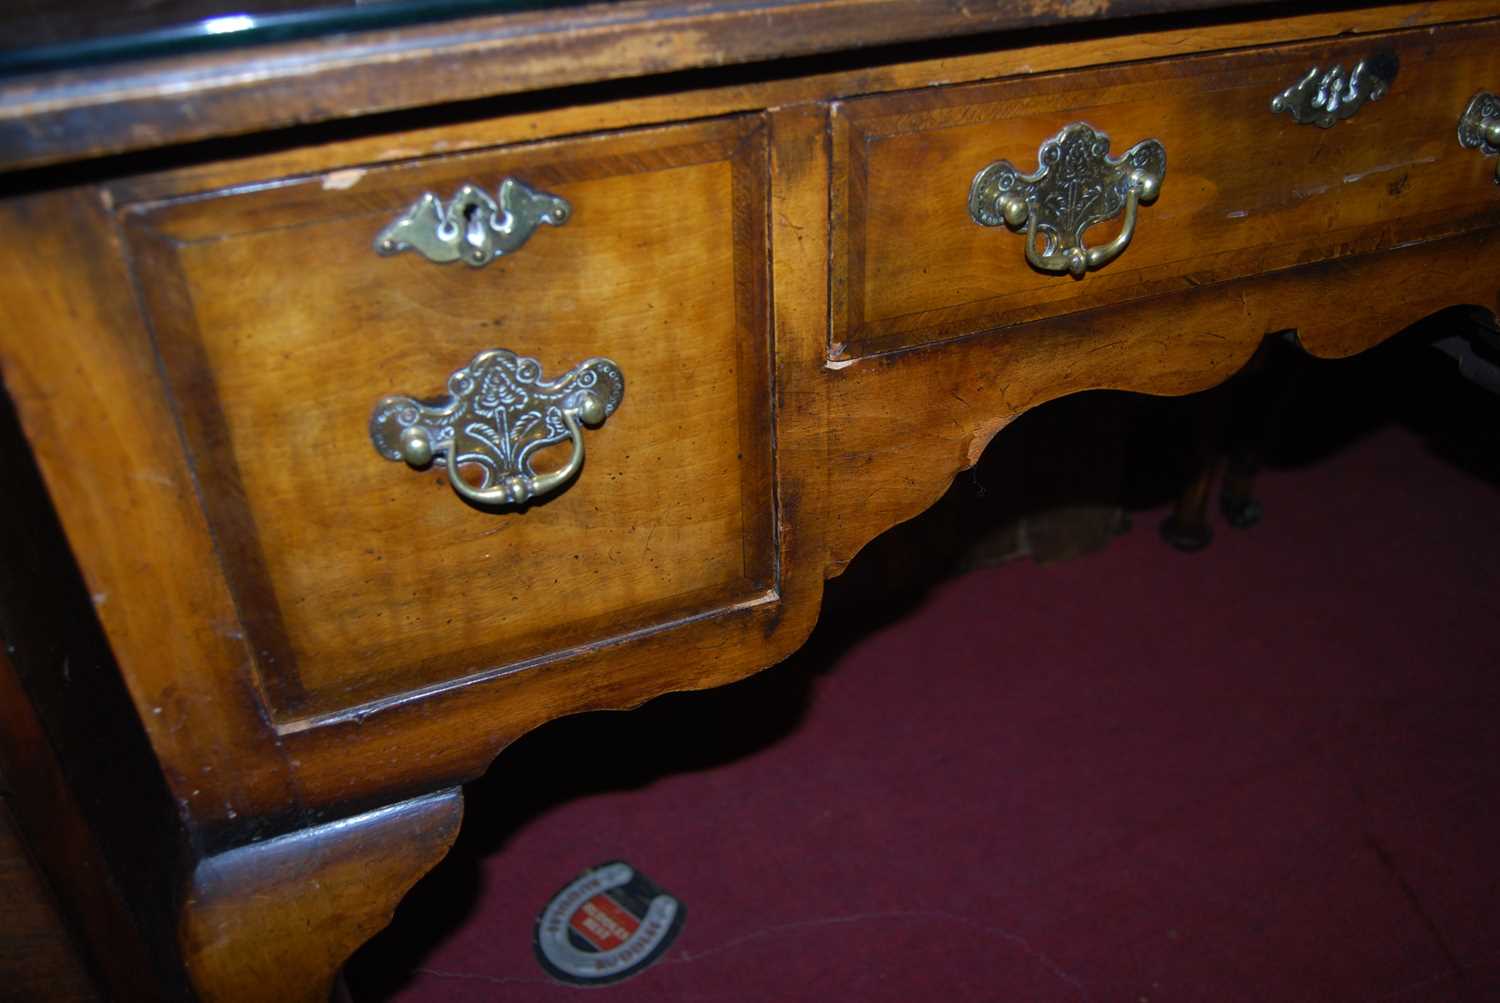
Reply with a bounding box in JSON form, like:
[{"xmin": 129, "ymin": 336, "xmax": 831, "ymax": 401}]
[
  {"xmin": 831, "ymin": 20, "xmax": 1500, "ymax": 359},
  {"xmin": 123, "ymin": 115, "xmax": 773, "ymax": 722}
]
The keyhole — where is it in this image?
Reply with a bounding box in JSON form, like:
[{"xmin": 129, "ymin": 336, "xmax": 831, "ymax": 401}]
[{"xmin": 463, "ymin": 200, "xmax": 488, "ymax": 257}]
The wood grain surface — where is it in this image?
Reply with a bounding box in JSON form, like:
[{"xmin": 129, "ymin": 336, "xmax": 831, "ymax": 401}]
[
  {"xmin": 0, "ymin": 190, "xmax": 299, "ymax": 832},
  {"xmin": 0, "ymin": 373, "xmax": 183, "ymax": 1000},
  {"xmin": 5, "ymin": 8, "xmax": 1499, "ymax": 827},
  {"xmin": 180, "ymin": 789, "xmax": 463, "ymax": 1003},
  {"xmin": 94, "ymin": 2, "xmax": 1500, "ymax": 210},
  {"xmin": 0, "ymin": 0, "xmax": 1311, "ymax": 171},
  {"xmin": 124, "ymin": 116, "xmax": 775, "ymax": 719},
  {"xmin": 4, "ymin": 5, "xmax": 1500, "ymax": 995},
  {"xmin": 833, "ymin": 19, "xmax": 1500, "ymax": 357},
  {"xmin": 820, "ymin": 224, "xmax": 1500, "ymax": 575}
]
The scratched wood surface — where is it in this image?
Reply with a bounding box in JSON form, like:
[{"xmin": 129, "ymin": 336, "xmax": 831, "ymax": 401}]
[
  {"xmin": 94, "ymin": 2, "xmax": 1500, "ymax": 210},
  {"xmin": 0, "ymin": 0, "xmax": 1301, "ymax": 170},
  {"xmin": 833, "ymin": 18, "xmax": 1500, "ymax": 357},
  {"xmin": 3, "ymin": 4, "xmax": 1500, "ymax": 998}
]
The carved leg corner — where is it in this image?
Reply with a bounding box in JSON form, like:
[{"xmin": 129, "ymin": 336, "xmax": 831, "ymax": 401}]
[{"xmin": 179, "ymin": 789, "xmax": 463, "ymax": 1003}]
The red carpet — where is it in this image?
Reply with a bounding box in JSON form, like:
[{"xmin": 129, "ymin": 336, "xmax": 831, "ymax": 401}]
[{"xmin": 349, "ymin": 346, "xmax": 1500, "ymax": 1002}]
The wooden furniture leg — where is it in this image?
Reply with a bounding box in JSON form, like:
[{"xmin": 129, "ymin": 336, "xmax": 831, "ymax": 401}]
[
  {"xmin": 1218, "ymin": 452, "xmax": 1264, "ymax": 529},
  {"xmin": 179, "ymin": 791, "xmax": 463, "ymax": 1003},
  {"xmin": 1160, "ymin": 334, "xmax": 1290, "ymax": 551},
  {"xmin": 1158, "ymin": 384, "xmax": 1231, "ymax": 552},
  {"xmin": 1217, "ymin": 334, "xmax": 1296, "ymax": 529},
  {"xmin": 1160, "ymin": 459, "xmax": 1221, "ymax": 551}
]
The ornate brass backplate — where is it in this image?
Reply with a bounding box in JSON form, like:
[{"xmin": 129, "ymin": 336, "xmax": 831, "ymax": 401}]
[
  {"xmin": 969, "ymin": 122, "xmax": 1166, "ymax": 277},
  {"xmin": 1269, "ymin": 53, "xmax": 1397, "ymax": 128},
  {"xmin": 1459, "ymin": 91, "xmax": 1500, "ymax": 183},
  {"xmin": 374, "ymin": 177, "xmax": 570, "ymax": 267},
  {"xmin": 371, "ymin": 350, "xmax": 624, "ymax": 508}
]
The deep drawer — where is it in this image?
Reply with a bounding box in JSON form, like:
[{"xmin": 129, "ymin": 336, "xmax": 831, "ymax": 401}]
[
  {"xmin": 831, "ymin": 20, "xmax": 1500, "ymax": 358},
  {"xmin": 124, "ymin": 115, "xmax": 774, "ymax": 720}
]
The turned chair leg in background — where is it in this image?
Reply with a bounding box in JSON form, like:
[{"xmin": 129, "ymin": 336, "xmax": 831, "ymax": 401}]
[
  {"xmin": 1218, "ymin": 450, "xmax": 1263, "ymax": 529},
  {"xmin": 1160, "ymin": 332, "xmax": 1293, "ymax": 552},
  {"xmin": 1216, "ymin": 349, "xmax": 1283, "ymax": 530},
  {"xmin": 1158, "ymin": 355, "xmax": 1238, "ymax": 551},
  {"xmin": 1159, "ymin": 445, "xmax": 1222, "ymax": 551}
]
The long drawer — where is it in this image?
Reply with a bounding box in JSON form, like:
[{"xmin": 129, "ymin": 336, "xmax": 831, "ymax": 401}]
[
  {"xmin": 831, "ymin": 20, "xmax": 1500, "ymax": 358},
  {"xmin": 122, "ymin": 115, "xmax": 774, "ymax": 720}
]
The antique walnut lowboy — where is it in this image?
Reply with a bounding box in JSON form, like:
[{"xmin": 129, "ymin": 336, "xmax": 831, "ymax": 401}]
[{"xmin": 2, "ymin": 0, "xmax": 1500, "ymax": 998}]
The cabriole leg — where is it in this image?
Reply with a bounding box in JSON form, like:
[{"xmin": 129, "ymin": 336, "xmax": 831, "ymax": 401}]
[{"xmin": 179, "ymin": 790, "xmax": 463, "ymax": 1003}]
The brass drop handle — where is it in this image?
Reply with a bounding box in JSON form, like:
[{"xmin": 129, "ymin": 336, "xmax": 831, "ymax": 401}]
[
  {"xmin": 969, "ymin": 123, "xmax": 1166, "ymax": 277},
  {"xmin": 370, "ymin": 350, "xmax": 624, "ymax": 508},
  {"xmin": 1459, "ymin": 92, "xmax": 1500, "ymax": 183}
]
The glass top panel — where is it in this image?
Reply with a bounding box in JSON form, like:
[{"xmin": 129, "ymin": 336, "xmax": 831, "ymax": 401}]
[{"xmin": 0, "ymin": 0, "xmax": 594, "ymax": 78}]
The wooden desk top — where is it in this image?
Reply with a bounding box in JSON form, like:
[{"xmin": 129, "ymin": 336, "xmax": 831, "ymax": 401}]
[{"xmin": 0, "ymin": 0, "xmax": 1380, "ymax": 169}]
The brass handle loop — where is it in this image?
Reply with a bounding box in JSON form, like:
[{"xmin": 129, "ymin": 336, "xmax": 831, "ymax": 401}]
[
  {"xmin": 371, "ymin": 350, "xmax": 624, "ymax": 509},
  {"xmin": 969, "ymin": 122, "xmax": 1166, "ymax": 277}
]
